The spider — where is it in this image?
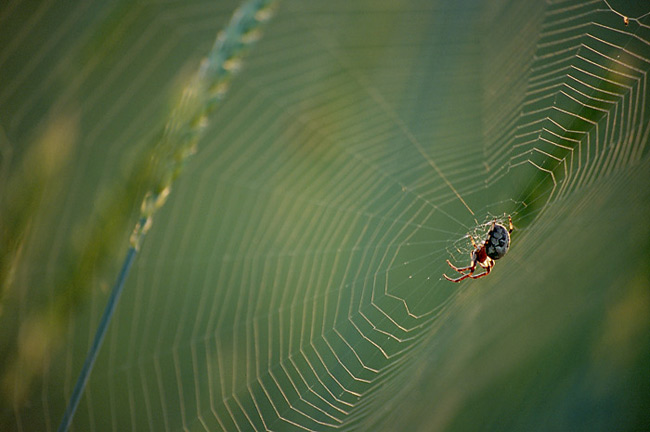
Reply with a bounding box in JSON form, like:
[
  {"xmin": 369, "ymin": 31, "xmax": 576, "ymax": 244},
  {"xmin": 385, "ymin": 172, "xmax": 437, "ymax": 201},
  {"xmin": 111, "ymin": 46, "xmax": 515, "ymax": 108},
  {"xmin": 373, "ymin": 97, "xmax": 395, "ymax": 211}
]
[{"xmin": 443, "ymin": 216, "xmax": 513, "ymax": 282}]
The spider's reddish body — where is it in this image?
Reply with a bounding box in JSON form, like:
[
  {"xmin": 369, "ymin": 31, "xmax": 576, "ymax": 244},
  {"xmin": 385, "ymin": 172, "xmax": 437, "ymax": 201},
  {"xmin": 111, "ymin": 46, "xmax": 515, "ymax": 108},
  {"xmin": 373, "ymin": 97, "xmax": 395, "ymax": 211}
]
[
  {"xmin": 474, "ymin": 247, "xmax": 487, "ymax": 264},
  {"xmin": 443, "ymin": 216, "xmax": 513, "ymax": 283}
]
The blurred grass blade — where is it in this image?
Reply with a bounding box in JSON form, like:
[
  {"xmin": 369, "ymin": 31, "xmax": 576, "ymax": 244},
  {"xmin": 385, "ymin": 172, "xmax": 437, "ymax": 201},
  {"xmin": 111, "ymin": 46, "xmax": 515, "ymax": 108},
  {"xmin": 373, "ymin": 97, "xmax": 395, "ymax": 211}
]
[{"xmin": 57, "ymin": 1, "xmax": 276, "ymax": 430}]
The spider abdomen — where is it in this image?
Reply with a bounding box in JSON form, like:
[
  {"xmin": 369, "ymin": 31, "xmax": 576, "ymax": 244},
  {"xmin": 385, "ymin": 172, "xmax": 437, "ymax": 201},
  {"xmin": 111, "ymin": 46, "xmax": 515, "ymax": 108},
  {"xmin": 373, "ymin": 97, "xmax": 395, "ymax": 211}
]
[{"xmin": 485, "ymin": 223, "xmax": 510, "ymax": 260}]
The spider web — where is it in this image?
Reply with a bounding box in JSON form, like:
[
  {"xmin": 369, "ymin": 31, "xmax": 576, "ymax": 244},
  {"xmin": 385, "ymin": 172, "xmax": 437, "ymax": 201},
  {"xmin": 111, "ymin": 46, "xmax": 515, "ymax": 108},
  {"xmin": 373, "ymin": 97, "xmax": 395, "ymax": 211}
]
[{"xmin": 1, "ymin": 0, "xmax": 650, "ymax": 431}]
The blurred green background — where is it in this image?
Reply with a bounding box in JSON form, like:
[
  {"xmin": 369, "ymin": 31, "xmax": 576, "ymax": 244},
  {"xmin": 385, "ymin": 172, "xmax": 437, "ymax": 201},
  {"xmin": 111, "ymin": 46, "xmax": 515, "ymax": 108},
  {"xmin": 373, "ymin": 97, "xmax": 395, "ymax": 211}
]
[{"xmin": 1, "ymin": 0, "xmax": 649, "ymax": 431}]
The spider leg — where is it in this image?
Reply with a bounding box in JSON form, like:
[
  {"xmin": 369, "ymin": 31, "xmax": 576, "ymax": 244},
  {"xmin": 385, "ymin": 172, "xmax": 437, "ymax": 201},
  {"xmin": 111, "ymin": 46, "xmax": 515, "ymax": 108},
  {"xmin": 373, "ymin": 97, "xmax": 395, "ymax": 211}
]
[
  {"xmin": 469, "ymin": 260, "xmax": 494, "ymax": 279},
  {"xmin": 446, "ymin": 259, "xmax": 476, "ymax": 273},
  {"xmin": 443, "ymin": 269, "xmax": 475, "ymax": 282},
  {"xmin": 469, "ymin": 264, "xmax": 491, "ymax": 279},
  {"xmin": 507, "ymin": 215, "xmax": 513, "ymax": 233},
  {"xmin": 444, "ymin": 258, "xmax": 477, "ymax": 282},
  {"xmin": 444, "ymin": 259, "xmax": 494, "ymax": 282}
]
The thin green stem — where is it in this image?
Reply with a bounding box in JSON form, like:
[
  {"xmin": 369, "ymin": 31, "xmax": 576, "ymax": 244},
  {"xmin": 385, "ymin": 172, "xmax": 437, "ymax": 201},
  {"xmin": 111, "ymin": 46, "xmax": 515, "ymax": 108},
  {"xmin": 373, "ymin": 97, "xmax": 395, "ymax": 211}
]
[{"xmin": 58, "ymin": 246, "xmax": 137, "ymax": 432}]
